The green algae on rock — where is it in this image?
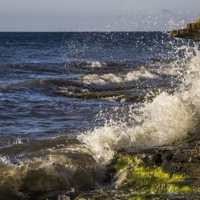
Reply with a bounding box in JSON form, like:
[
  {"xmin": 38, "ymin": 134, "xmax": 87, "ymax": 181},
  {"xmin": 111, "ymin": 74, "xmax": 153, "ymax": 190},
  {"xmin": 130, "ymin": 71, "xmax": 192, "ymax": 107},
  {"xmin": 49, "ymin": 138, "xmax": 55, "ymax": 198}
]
[
  {"xmin": 61, "ymin": 90, "xmax": 160, "ymax": 103},
  {"xmin": 65, "ymin": 145, "xmax": 200, "ymax": 200},
  {"xmin": 112, "ymin": 155, "xmax": 190, "ymax": 195}
]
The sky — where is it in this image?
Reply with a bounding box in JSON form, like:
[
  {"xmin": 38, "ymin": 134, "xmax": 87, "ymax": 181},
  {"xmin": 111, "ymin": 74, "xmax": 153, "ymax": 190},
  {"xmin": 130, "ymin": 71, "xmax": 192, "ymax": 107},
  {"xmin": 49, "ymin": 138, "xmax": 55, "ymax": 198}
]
[{"xmin": 0, "ymin": 0, "xmax": 200, "ymax": 31}]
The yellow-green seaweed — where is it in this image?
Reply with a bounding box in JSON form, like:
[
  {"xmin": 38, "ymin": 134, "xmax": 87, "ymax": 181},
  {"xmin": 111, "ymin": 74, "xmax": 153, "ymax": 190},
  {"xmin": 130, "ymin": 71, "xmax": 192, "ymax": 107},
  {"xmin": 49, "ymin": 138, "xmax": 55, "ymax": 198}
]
[{"xmin": 113, "ymin": 155, "xmax": 190, "ymax": 195}]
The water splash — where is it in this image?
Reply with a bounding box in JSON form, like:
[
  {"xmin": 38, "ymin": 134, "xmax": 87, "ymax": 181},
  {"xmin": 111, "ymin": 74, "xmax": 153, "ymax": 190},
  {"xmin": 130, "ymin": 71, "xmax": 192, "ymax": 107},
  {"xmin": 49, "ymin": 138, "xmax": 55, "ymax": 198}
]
[
  {"xmin": 1, "ymin": 35, "xmax": 200, "ymax": 198},
  {"xmin": 14, "ymin": 138, "xmax": 23, "ymax": 145},
  {"xmin": 78, "ymin": 42, "xmax": 200, "ymax": 165}
]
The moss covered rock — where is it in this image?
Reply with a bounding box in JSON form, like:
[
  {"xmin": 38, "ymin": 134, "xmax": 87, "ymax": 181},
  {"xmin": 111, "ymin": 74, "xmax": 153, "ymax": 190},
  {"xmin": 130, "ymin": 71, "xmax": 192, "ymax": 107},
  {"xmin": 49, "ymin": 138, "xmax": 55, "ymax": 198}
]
[{"xmin": 112, "ymin": 155, "xmax": 190, "ymax": 195}]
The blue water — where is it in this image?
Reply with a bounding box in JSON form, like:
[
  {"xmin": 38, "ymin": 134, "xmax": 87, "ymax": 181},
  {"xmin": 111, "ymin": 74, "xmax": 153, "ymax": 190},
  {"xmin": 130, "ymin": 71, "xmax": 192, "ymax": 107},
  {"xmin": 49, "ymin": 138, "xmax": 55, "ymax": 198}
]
[
  {"xmin": 0, "ymin": 32, "xmax": 178, "ymax": 143},
  {"xmin": 0, "ymin": 32, "xmax": 194, "ymax": 199}
]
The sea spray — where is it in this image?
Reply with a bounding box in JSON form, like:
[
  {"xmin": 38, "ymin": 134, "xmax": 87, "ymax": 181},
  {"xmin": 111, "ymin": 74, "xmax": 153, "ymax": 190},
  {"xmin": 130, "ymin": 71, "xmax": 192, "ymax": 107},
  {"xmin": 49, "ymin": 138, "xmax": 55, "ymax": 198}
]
[
  {"xmin": 1, "ymin": 32, "xmax": 200, "ymax": 199},
  {"xmin": 78, "ymin": 43, "xmax": 200, "ymax": 166},
  {"xmin": 78, "ymin": 92, "xmax": 194, "ymax": 165}
]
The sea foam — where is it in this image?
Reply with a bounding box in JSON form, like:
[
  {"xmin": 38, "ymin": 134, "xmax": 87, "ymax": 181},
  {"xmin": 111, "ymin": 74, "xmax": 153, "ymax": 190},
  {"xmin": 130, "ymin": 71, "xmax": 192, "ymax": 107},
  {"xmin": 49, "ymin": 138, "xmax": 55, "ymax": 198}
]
[{"xmin": 82, "ymin": 66, "xmax": 156, "ymax": 85}]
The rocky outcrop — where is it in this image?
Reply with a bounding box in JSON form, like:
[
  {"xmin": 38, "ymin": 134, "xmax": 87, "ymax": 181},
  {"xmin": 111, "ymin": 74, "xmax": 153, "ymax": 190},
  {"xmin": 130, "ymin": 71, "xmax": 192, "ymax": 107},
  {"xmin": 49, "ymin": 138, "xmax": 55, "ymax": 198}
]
[
  {"xmin": 75, "ymin": 142, "xmax": 200, "ymax": 200},
  {"xmin": 29, "ymin": 142, "xmax": 200, "ymax": 200},
  {"xmin": 171, "ymin": 16, "xmax": 200, "ymax": 41}
]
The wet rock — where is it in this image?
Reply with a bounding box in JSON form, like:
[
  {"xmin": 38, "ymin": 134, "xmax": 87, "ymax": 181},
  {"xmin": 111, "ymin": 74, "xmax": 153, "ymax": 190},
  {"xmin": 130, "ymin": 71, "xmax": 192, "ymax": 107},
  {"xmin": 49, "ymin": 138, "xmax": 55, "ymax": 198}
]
[
  {"xmin": 74, "ymin": 189, "xmax": 132, "ymax": 200},
  {"xmin": 68, "ymin": 143, "xmax": 200, "ymax": 200},
  {"xmin": 100, "ymin": 143, "xmax": 200, "ymax": 199}
]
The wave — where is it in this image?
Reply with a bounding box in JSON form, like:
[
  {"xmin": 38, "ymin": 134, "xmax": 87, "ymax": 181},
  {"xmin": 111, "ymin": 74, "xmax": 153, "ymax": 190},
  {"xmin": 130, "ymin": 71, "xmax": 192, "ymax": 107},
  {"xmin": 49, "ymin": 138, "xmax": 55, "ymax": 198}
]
[
  {"xmin": 1, "ymin": 41, "xmax": 200, "ymax": 199},
  {"xmin": 0, "ymin": 136, "xmax": 103, "ymax": 199},
  {"xmin": 82, "ymin": 66, "xmax": 157, "ymax": 85},
  {"xmin": 67, "ymin": 61, "xmax": 124, "ymax": 68},
  {"xmin": 0, "ymin": 153, "xmax": 101, "ymax": 199}
]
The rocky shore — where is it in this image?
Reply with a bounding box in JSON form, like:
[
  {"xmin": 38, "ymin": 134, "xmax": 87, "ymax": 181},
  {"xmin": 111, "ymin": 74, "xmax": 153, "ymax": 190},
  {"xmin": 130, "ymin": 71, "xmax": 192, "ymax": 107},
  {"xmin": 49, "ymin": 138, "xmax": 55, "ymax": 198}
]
[
  {"xmin": 30, "ymin": 138, "xmax": 200, "ymax": 200},
  {"xmin": 73, "ymin": 141, "xmax": 200, "ymax": 200},
  {"xmin": 171, "ymin": 16, "xmax": 200, "ymax": 41}
]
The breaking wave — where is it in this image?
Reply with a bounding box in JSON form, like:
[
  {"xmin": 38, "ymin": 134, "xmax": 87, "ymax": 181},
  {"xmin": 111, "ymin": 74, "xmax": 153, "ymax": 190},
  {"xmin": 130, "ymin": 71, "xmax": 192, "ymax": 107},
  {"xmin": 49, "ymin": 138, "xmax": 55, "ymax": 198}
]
[
  {"xmin": 79, "ymin": 45, "xmax": 200, "ymax": 165},
  {"xmin": 1, "ymin": 41, "xmax": 200, "ymax": 199},
  {"xmin": 82, "ymin": 66, "xmax": 157, "ymax": 85}
]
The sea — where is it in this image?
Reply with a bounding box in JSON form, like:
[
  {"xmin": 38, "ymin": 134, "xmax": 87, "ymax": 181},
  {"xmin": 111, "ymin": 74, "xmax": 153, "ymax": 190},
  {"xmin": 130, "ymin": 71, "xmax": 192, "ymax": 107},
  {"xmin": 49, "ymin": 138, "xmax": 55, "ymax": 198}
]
[{"xmin": 0, "ymin": 32, "xmax": 199, "ymax": 199}]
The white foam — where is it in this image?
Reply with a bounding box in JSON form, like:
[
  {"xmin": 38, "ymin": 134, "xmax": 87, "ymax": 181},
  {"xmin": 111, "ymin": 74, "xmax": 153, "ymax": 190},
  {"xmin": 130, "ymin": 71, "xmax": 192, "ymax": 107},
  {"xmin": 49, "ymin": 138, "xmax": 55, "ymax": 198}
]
[
  {"xmin": 82, "ymin": 66, "xmax": 157, "ymax": 85},
  {"xmin": 0, "ymin": 156, "xmax": 11, "ymax": 165},
  {"xmin": 125, "ymin": 67, "xmax": 156, "ymax": 81},
  {"xmin": 152, "ymin": 64, "xmax": 180, "ymax": 76},
  {"xmin": 82, "ymin": 74, "xmax": 107, "ymax": 85},
  {"xmin": 79, "ymin": 92, "xmax": 194, "ymax": 164},
  {"xmin": 14, "ymin": 138, "xmax": 23, "ymax": 145},
  {"xmin": 87, "ymin": 61, "xmax": 104, "ymax": 68}
]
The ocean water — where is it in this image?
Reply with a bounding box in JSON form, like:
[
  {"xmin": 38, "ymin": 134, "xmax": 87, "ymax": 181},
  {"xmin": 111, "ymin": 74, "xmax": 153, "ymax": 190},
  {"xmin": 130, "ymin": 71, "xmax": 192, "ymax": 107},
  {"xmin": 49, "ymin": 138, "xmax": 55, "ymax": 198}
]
[{"xmin": 0, "ymin": 32, "xmax": 199, "ymax": 199}]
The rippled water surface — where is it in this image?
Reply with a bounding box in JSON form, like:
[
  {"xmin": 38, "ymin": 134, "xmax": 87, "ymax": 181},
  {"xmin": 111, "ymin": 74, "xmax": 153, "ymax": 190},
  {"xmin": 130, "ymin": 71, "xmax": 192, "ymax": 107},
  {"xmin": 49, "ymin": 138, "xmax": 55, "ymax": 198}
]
[{"xmin": 0, "ymin": 32, "xmax": 198, "ymax": 199}]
